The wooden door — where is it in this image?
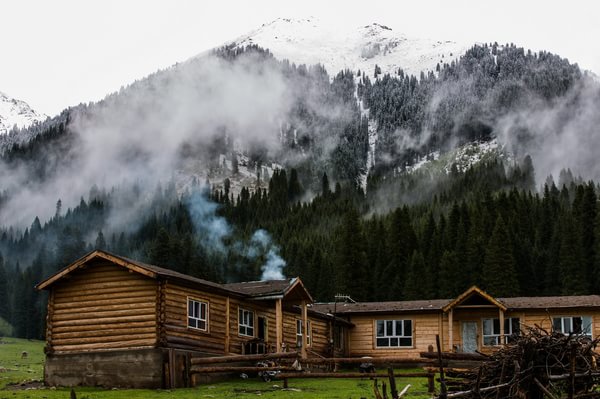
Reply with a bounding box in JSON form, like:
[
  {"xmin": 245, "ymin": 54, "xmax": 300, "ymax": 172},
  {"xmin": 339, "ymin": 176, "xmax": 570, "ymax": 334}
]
[
  {"xmin": 461, "ymin": 321, "xmax": 478, "ymax": 353},
  {"xmin": 257, "ymin": 316, "xmax": 267, "ymax": 341}
]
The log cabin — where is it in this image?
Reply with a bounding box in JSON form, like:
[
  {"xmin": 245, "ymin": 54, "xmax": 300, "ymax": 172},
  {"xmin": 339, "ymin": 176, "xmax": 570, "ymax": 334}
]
[
  {"xmin": 37, "ymin": 251, "xmax": 600, "ymax": 388},
  {"xmin": 36, "ymin": 250, "xmax": 350, "ymax": 388}
]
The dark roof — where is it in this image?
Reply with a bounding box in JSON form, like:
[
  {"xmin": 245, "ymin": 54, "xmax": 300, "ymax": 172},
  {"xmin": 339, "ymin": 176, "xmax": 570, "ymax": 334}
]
[
  {"xmin": 500, "ymin": 295, "xmax": 600, "ymax": 310},
  {"xmin": 311, "ymin": 299, "xmax": 451, "ymax": 314},
  {"xmin": 224, "ymin": 279, "xmax": 296, "ymax": 297},
  {"xmin": 312, "ymin": 295, "xmax": 600, "ymax": 315}
]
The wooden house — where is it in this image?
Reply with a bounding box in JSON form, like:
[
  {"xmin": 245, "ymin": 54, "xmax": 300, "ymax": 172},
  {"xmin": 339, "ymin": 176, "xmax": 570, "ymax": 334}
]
[
  {"xmin": 312, "ymin": 286, "xmax": 600, "ymax": 358},
  {"xmin": 37, "ymin": 251, "xmax": 600, "ymax": 388},
  {"xmin": 36, "ymin": 250, "xmax": 350, "ymax": 388}
]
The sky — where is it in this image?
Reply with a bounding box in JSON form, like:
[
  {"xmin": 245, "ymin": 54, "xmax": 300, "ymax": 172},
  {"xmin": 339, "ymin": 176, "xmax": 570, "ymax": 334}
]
[{"xmin": 1, "ymin": 0, "xmax": 599, "ymax": 116}]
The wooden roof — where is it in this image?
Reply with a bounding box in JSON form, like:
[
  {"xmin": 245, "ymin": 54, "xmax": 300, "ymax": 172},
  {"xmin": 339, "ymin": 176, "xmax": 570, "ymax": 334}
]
[
  {"xmin": 442, "ymin": 286, "xmax": 507, "ymax": 312},
  {"xmin": 36, "ymin": 250, "xmax": 312, "ymax": 301},
  {"xmin": 311, "ymin": 299, "xmax": 449, "ymax": 314},
  {"xmin": 312, "ymin": 287, "xmax": 600, "ymax": 315},
  {"xmin": 500, "ymin": 295, "xmax": 600, "ymax": 310},
  {"xmin": 224, "ymin": 278, "xmax": 313, "ymax": 302}
]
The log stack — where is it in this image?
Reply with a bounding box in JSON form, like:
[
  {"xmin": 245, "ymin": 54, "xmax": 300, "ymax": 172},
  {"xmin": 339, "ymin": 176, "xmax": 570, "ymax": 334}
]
[{"xmin": 436, "ymin": 326, "xmax": 600, "ymax": 399}]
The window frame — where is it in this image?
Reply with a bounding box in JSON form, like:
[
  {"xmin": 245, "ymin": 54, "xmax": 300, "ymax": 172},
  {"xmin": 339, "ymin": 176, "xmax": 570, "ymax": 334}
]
[
  {"xmin": 238, "ymin": 307, "xmax": 255, "ymax": 337},
  {"xmin": 553, "ymin": 316, "xmax": 592, "ymax": 338},
  {"xmin": 374, "ymin": 319, "xmax": 413, "ymax": 348},
  {"xmin": 482, "ymin": 317, "xmax": 520, "ymax": 346},
  {"xmin": 296, "ymin": 319, "xmax": 312, "ymax": 347},
  {"xmin": 187, "ymin": 297, "xmax": 209, "ymax": 333}
]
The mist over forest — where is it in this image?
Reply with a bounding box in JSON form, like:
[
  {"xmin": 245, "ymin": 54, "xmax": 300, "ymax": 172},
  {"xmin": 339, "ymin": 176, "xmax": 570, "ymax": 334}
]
[{"xmin": 1, "ymin": 41, "xmax": 600, "ymax": 339}]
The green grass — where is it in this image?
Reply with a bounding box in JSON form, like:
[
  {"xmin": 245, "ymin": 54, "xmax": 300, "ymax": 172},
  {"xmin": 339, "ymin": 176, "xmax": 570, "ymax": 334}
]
[
  {"xmin": 0, "ymin": 338, "xmax": 45, "ymax": 390},
  {"xmin": 0, "ymin": 339, "xmax": 435, "ymax": 398}
]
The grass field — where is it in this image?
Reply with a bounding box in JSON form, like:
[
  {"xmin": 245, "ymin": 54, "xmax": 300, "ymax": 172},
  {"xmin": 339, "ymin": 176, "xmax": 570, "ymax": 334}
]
[{"xmin": 0, "ymin": 338, "xmax": 435, "ymax": 398}]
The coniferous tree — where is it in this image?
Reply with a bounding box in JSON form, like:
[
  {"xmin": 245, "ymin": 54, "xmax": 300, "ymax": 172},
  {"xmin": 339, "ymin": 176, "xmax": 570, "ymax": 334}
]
[
  {"xmin": 0, "ymin": 254, "xmax": 9, "ymax": 322},
  {"xmin": 334, "ymin": 207, "xmax": 368, "ymax": 300},
  {"xmin": 482, "ymin": 216, "xmax": 519, "ymax": 296}
]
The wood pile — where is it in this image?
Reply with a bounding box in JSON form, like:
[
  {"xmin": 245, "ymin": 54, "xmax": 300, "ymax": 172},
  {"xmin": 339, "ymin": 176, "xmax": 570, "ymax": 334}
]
[{"xmin": 436, "ymin": 327, "xmax": 600, "ymax": 399}]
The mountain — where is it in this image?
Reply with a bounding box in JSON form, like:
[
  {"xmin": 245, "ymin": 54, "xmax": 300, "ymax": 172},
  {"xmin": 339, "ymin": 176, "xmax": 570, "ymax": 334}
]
[
  {"xmin": 2, "ymin": 19, "xmax": 600, "ymax": 341},
  {"xmin": 231, "ymin": 18, "xmax": 471, "ymax": 78},
  {"xmin": 0, "ymin": 91, "xmax": 47, "ymax": 135}
]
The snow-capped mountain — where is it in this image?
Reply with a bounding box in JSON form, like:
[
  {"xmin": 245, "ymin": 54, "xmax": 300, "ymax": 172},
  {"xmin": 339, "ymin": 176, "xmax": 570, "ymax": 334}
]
[
  {"xmin": 0, "ymin": 91, "xmax": 47, "ymax": 135},
  {"xmin": 231, "ymin": 17, "xmax": 472, "ymax": 78}
]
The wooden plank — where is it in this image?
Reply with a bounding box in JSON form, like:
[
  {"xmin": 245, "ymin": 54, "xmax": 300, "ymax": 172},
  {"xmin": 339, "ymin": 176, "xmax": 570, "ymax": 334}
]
[
  {"xmin": 420, "ymin": 352, "xmax": 486, "ymax": 361},
  {"xmin": 53, "ymin": 339, "xmax": 156, "ymax": 352},
  {"xmin": 277, "ymin": 372, "xmax": 430, "ymax": 379},
  {"xmin": 301, "ymin": 301, "xmax": 307, "ymax": 359},
  {"xmin": 165, "ymin": 335, "xmax": 224, "ymax": 352},
  {"xmin": 225, "ymin": 296, "xmax": 230, "ymax": 355},
  {"xmin": 191, "ymin": 351, "xmax": 299, "ymax": 365},
  {"xmin": 191, "ymin": 366, "xmax": 297, "ymax": 374},
  {"xmin": 54, "ymin": 302, "xmax": 156, "ymax": 315},
  {"xmin": 300, "ymin": 357, "xmax": 436, "ymax": 365},
  {"xmin": 54, "ymin": 285, "xmax": 156, "ymax": 299},
  {"xmin": 54, "ymin": 279, "xmax": 154, "ymax": 294},
  {"xmin": 53, "ymin": 307, "xmax": 156, "ymax": 322},
  {"xmin": 53, "ymin": 314, "xmax": 155, "ymax": 327},
  {"xmin": 53, "ymin": 294, "xmax": 153, "ymax": 310},
  {"xmin": 53, "ymin": 326, "xmax": 156, "ymax": 340},
  {"xmin": 53, "ymin": 333, "xmax": 156, "ymax": 345},
  {"xmin": 52, "ymin": 320, "xmax": 155, "ymax": 334}
]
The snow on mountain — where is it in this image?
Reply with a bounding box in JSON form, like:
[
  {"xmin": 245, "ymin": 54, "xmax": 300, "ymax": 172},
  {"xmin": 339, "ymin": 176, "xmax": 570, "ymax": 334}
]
[
  {"xmin": 0, "ymin": 91, "xmax": 47, "ymax": 135},
  {"xmin": 404, "ymin": 139, "xmax": 512, "ymax": 175},
  {"xmin": 232, "ymin": 17, "xmax": 472, "ymax": 78}
]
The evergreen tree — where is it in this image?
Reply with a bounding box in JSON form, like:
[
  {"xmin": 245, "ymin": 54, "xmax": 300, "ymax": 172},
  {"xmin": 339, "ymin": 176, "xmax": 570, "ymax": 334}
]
[
  {"xmin": 0, "ymin": 254, "xmax": 9, "ymax": 322},
  {"xmin": 334, "ymin": 207, "xmax": 368, "ymax": 300},
  {"xmin": 482, "ymin": 216, "xmax": 519, "ymax": 296}
]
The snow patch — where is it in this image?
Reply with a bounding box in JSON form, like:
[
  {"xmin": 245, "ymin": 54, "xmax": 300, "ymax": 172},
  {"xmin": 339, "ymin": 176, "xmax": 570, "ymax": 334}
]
[
  {"xmin": 0, "ymin": 91, "xmax": 47, "ymax": 135},
  {"xmin": 231, "ymin": 17, "xmax": 473, "ymax": 80}
]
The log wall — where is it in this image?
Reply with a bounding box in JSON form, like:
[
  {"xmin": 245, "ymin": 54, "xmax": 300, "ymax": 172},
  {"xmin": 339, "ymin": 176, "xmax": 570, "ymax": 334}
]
[
  {"xmin": 446, "ymin": 308, "xmax": 600, "ymax": 355},
  {"xmin": 346, "ymin": 313, "xmax": 440, "ymax": 358},
  {"xmin": 162, "ymin": 281, "xmax": 228, "ymax": 354},
  {"xmin": 50, "ymin": 261, "xmax": 157, "ymax": 353}
]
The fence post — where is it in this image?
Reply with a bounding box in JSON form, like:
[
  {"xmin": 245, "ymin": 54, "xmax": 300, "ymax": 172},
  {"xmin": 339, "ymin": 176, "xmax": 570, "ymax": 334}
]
[{"xmin": 436, "ymin": 335, "xmax": 447, "ymax": 399}]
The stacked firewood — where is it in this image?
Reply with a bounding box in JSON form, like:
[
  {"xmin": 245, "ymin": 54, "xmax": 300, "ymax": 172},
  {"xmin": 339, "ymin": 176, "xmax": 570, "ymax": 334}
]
[{"xmin": 439, "ymin": 326, "xmax": 600, "ymax": 399}]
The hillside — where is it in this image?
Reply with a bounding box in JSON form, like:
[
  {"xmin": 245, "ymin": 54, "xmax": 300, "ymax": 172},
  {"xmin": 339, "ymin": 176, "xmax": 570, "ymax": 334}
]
[
  {"xmin": 230, "ymin": 18, "xmax": 470, "ymax": 79},
  {"xmin": 0, "ymin": 91, "xmax": 46, "ymax": 135},
  {"xmin": 0, "ymin": 19, "xmax": 600, "ymax": 341}
]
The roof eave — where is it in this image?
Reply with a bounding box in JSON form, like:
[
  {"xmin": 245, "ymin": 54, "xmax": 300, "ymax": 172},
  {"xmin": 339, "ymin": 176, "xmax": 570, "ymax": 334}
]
[{"xmin": 36, "ymin": 250, "xmax": 158, "ymax": 291}]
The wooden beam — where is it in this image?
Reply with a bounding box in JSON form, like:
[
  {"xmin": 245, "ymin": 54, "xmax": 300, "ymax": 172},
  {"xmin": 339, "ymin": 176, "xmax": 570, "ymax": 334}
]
[
  {"xmin": 420, "ymin": 352, "xmax": 486, "ymax": 361},
  {"xmin": 300, "ymin": 357, "xmax": 436, "ymax": 365},
  {"xmin": 276, "ymin": 298, "xmax": 283, "ymax": 352},
  {"xmin": 190, "ymin": 351, "xmax": 299, "ymax": 365},
  {"xmin": 277, "ymin": 372, "xmax": 430, "ymax": 379},
  {"xmin": 499, "ymin": 308, "xmax": 505, "ymax": 346},
  {"xmin": 191, "ymin": 366, "xmax": 297, "ymax": 374},
  {"xmin": 225, "ymin": 296, "xmax": 230, "ymax": 355},
  {"xmin": 301, "ymin": 300, "xmax": 308, "ymax": 359},
  {"xmin": 448, "ymin": 309, "xmax": 454, "ymax": 352}
]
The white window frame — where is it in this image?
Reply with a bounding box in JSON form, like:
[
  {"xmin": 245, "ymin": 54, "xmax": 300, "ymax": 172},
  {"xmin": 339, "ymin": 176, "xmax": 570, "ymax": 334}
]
[
  {"xmin": 375, "ymin": 320, "xmax": 413, "ymax": 348},
  {"xmin": 187, "ymin": 297, "xmax": 208, "ymax": 332},
  {"xmin": 482, "ymin": 317, "xmax": 520, "ymax": 346},
  {"xmin": 296, "ymin": 319, "xmax": 312, "ymax": 347},
  {"xmin": 553, "ymin": 316, "xmax": 592, "ymax": 337},
  {"xmin": 238, "ymin": 308, "xmax": 255, "ymax": 337}
]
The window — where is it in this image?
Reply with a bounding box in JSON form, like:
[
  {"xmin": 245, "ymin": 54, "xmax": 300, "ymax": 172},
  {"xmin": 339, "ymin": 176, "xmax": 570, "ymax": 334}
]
[
  {"xmin": 187, "ymin": 298, "xmax": 208, "ymax": 331},
  {"xmin": 553, "ymin": 316, "xmax": 592, "ymax": 337},
  {"xmin": 375, "ymin": 320, "xmax": 413, "ymax": 347},
  {"xmin": 482, "ymin": 318, "xmax": 520, "ymax": 346},
  {"xmin": 239, "ymin": 308, "xmax": 254, "ymax": 337},
  {"xmin": 296, "ymin": 319, "xmax": 312, "ymax": 347}
]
